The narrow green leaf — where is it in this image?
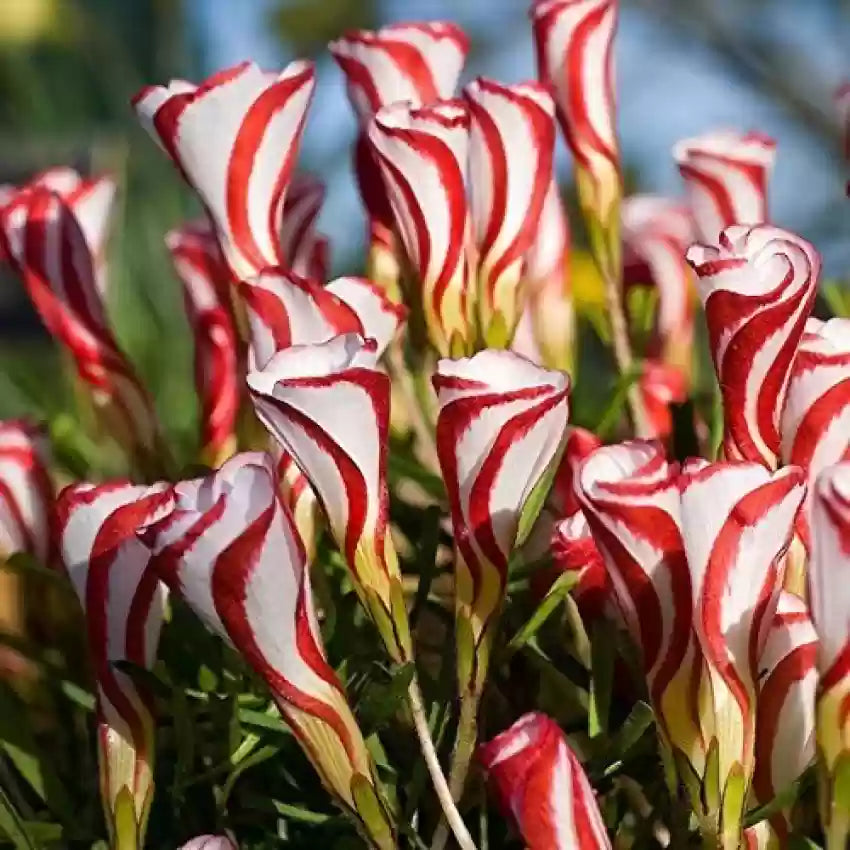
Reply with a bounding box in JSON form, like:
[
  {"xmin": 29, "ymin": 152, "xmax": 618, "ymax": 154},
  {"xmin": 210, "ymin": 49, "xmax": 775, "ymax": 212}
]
[
  {"xmin": 599, "ymin": 701, "xmax": 655, "ymax": 777},
  {"xmin": 516, "ymin": 441, "xmax": 566, "ymax": 547},
  {"xmin": 0, "ymin": 784, "xmax": 36, "ymax": 850},
  {"xmin": 744, "ymin": 765, "xmax": 814, "ymax": 827},
  {"xmin": 505, "ymin": 572, "xmax": 578, "ymax": 656},
  {"xmin": 220, "ymin": 744, "xmax": 279, "ymax": 807},
  {"xmin": 588, "ymin": 619, "xmax": 615, "ymax": 738},
  {"xmin": 409, "ymin": 506, "xmax": 441, "ymax": 631}
]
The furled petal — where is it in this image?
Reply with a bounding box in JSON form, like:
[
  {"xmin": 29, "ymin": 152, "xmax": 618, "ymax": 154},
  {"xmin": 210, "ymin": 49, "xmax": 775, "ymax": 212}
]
[
  {"xmin": 369, "ymin": 100, "xmax": 473, "ymax": 355},
  {"xmin": 576, "ymin": 441, "xmax": 700, "ymax": 764},
  {"xmin": 143, "ymin": 452, "xmax": 385, "ymax": 825},
  {"xmin": 550, "ymin": 427, "xmax": 602, "ymax": 518},
  {"xmin": 464, "ymin": 77, "xmax": 556, "ymax": 346},
  {"xmin": 325, "ymin": 276, "xmax": 407, "ymax": 355},
  {"xmin": 56, "ymin": 480, "xmax": 172, "ymax": 848},
  {"xmin": 521, "ymin": 177, "xmax": 574, "ymax": 371},
  {"xmin": 479, "ymin": 712, "xmax": 611, "ymax": 849},
  {"xmin": 752, "ymin": 592, "xmax": 817, "ymax": 843},
  {"xmin": 1, "ymin": 187, "xmax": 162, "ymax": 468},
  {"xmin": 247, "ymin": 335, "xmax": 407, "ymax": 659},
  {"xmin": 531, "ymin": 0, "xmax": 620, "ymax": 268},
  {"xmin": 622, "ymin": 195, "xmax": 696, "ymax": 378},
  {"xmin": 639, "ymin": 361, "xmax": 688, "ymax": 440},
  {"xmin": 280, "ymin": 173, "xmax": 326, "ymax": 280},
  {"xmin": 687, "ymin": 224, "xmax": 819, "ymax": 468},
  {"xmin": 434, "ymin": 350, "xmax": 569, "ymax": 671},
  {"xmin": 674, "ymin": 130, "xmax": 776, "ymax": 243},
  {"xmin": 0, "ymin": 420, "xmax": 52, "ymax": 563},
  {"xmin": 678, "ymin": 460, "xmax": 805, "ymax": 791},
  {"xmin": 780, "ymin": 318, "xmax": 850, "ymax": 554},
  {"xmin": 167, "ymin": 223, "xmax": 239, "ymax": 466},
  {"xmin": 133, "ymin": 61, "xmax": 315, "ymax": 279},
  {"xmin": 809, "ymin": 462, "xmax": 850, "ymax": 771}
]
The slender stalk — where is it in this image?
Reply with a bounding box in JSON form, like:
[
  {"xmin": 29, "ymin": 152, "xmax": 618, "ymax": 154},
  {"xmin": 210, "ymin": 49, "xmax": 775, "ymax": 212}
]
[{"xmin": 407, "ymin": 678, "xmax": 476, "ymax": 850}]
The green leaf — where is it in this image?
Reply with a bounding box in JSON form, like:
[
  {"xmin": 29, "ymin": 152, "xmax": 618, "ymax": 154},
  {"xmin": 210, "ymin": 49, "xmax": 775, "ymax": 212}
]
[
  {"xmin": 588, "ymin": 619, "xmax": 615, "ymax": 738},
  {"xmin": 0, "ymin": 784, "xmax": 36, "ymax": 850},
  {"xmin": 219, "ymin": 744, "xmax": 279, "ymax": 807},
  {"xmin": 744, "ymin": 765, "xmax": 814, "ymax": 827},
  {"xmin": 409, "ymin": 506, "xmax": 441, "ymax": 631},
  {"xmin": 505, "ymin": 572, "xmax": 578, "ymax": 656},
  {"xmin": 387, "ymin": 452, "xmax": 445, "ymax": 501},
  {"xmin": 599, "ymin": 701, "xmax": 655, "ymax": 777},
  {"xmin": 823, "ymin": 280, "xmax": 850, "ymax": 318},
  {"xmin": 516, "ymin": 441, "xmax": 566, "ymax": 548},
  {"xmin": 594, "ymin": 365, "xmax": 644, "ymax": 440}
]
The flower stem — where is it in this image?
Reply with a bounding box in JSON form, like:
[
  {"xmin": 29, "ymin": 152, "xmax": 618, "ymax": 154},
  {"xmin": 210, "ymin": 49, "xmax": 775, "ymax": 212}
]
[
  {"xmin": 430, "ymin": 691, "xmax": 480, "ymax": 850},
  {"xmin": 407, "ymin": 677, "xmax": 476, "ymax": 850}
]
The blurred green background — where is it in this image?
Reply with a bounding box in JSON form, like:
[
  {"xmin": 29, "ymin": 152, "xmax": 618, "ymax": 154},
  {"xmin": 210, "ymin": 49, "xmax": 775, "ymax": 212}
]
[{"xmin": 0, "ymin": 0, "xmax": 847, "ymax": 461}]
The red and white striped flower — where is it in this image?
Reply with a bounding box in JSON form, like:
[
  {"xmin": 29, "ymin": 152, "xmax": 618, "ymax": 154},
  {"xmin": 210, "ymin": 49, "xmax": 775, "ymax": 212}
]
[
  {"xmin": 810, "ymin": 462, "xmax": 850, "ymax": 773},
  {"xmin": 781, "ymin": 319, "xmax": 850, "ymax": 551},
  {"xmin": 368, "ymin": 100, "xmax": 473, "ymax": 355},
  {"xmin": 330, "ymin": 22, "xmax": 470, "ymax": 296},
  {"xmin": 622, "ymin": 195, "xmax": 696, "ymax": 378},
  {"xmin": 838, "ymin": 83, "xmax": 850, "ymax": 195},
  {"xmin": 576, "ymin": 441, "xmax": 702, "ymax": 768},
  {"xmin": 679, "ymin": 459, "xmax": 805, "ymax": 839},
  {"xmin": 144, "ymin": 453, "xmax": 392, "ymax": 845},
  {"xmin": 464, "ymin": 78, "xmax": 556, "ymax": 346},
  {"xmin": 56, "ymin": 480, "xmax": 173, "ymax": 849},
  {"xmin": 752, "ymin": 592, "xmax": 818, "ymax": 844},
  {"xmin": 687, "ymin": 224, "xmax": 819, "ymax": 469},
  {"xmin": 281, "ymin": 174, "xmax": 328, "ymax": 281},
  {"xmin": 247, "ymin": 335, "xmax": 410, "ymax": 661},
  {"xmin": 479, "ymin": 712, "xmax": 611, "ymax": 849},
  {"xmin": 133, "ymin": 61, "xmax": 315, "ymax": 280},
  {"xmin": 167, "ymin": 223, "xmax": 239, "ymax": 467},
  {"xmin": 434, "ymin": 350, "xmax": 569, "ymax": 690},
  {"xmin": 0, "ymin": 421, "xmax": 51, "ymax": 564},
  {"xmin": 639, "ymin": 360, "xmax": 688, "ymax": 440},
  {"xmin": 1, "ymin": 187, "xmax": 163, "ymax": 470},
  {"xmin": 531, "ymin": 0, "xmax": 621, "ymax": 274},
  {"xmin": 521, "ymin": 177, "xmax": 574, "ymax": 371},
  {"xmin": 674, "ymin": 131, "xmax": 776, "ymax": 243}
]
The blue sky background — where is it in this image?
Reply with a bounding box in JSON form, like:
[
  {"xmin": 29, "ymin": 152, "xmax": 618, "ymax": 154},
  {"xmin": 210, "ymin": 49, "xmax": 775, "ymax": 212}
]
[{"xmin": 186, "ymin": 0, "xmax": 850, "ymax": 275}]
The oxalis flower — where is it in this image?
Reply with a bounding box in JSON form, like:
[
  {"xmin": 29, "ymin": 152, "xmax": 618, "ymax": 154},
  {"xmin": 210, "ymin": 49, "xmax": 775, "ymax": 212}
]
[
  {"xmin": 577, "ymin": 441, "xmax": 807, "ymax": 847},
  {"xmin": 57, "ymin": 480, "xmax": 173, "ymax": 850},
  {"xmin": 531, "ymin": 0, "xmax": 621, "ymax": 278},
  {"xmin": 479, "ymin": 712, "xmax": 611, "ymax": 849},
  {"xmin": 369, "ymin": 83, "xmax": 556, "ymax": 353},
  {"xmin": 281, "ymin": 174, "xmax": 329, "ymax": 282},
  {"xmin": 674, "ymin": 130, "xmax": 776, "ymax": 243},
  {"xmin": 687, "ymin": 224, "xmax": 819, "ymax": 469},
  {"xmin": 0, "ymin": 185, "xmax": 164, "ymax": 473},
  {"xmin": 810, "ymin": 462, "xmax": 850, "ymax": 849},
  {"xmin": 434, "ymin": 350, "xmax": 569, "ymax": 697},
  {"xmin": 330, "ymin": 21, "xmax": 470, "ymax": 296},
  {"xmin": 246, "ymin": 334, "xmax": 411, "ymax": 662},
  {"xmin": 167, "ymin": 223, "xmax": 240, "ymax": 467},
  {"xmin": 143, "ymin": 453, "xmax": 394, "ymax": 849},
  {"xmin": 133, "ymin": 61, "xmax": 315, "ymax": 280}
]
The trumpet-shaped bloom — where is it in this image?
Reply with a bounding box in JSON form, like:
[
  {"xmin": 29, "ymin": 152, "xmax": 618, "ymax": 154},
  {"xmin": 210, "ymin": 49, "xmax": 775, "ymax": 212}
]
[
  {"xmin": 167, "ymin": 223, "xmax": 239, "ymax": 467},
  {"xmin": 479, "ymin": 712, "xmax": 611, "ymax": 849},
  {"xmin": 531, "ymin": 0, "xmax": 620, "ymax": 274},
  {"xmin": 133, "ymin": 61, "xmax": 315, "ymax": 279},
  {"xmin": 247, "ymin": 335, "xmax": 409, "ymax": 661},
  {"xmin": 464, "ymin": 77, "xmax": 556, "ymax": 345},
  {"xmin": 687, "ymin": 225, "xmax": 819, "ymax": 468},
  {"xmin": 674, "ymin": 131, "xmax": 776, "ymax": 243},
  {"xmin": 1, "ymin": 186, "xmax": 162, "ymax": 468},
  {"xmin": 57, "ymin": 480, "xmax": 173, "ymax": 849},
  {"xmin": 434, "ymin": 350, "xmax": 569, "ymax": 687},
  {"xmin": 143, "ymin": 453, "xmax": 390, "ymax": 840},
  {"xmin": 369, "ymin": 100, "xmax": 473, "ymax": 355},
  {"xmin": 622, "ymin": 195, "xmax": 696, "ymax": 378}
]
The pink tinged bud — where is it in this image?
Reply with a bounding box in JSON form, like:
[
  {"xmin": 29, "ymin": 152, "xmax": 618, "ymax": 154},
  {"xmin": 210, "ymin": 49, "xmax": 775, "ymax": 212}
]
[
  {"xmin": 281, "ymin": 174, "xmax": 327, "ymax": 281},
  {"xmin": 0, "ymin": 186, "xmax": 162, "ymax": 467},
  {"xmin": 464, "ymin": 78, "xmax": 556, "ymax": 346},
  {"xmin": 679, "ymin": 460, "xmax": 806, "ymax": 790},
  {"xmin": 687, "ymin": 224, "xmax": 819, "ymax": 469},
  {"xmin": 179, "ymin": 837, "xmax": 237, "ymax": 850},
  {"xmin": 246, "ymin": 335, "xmax": 406, "ymax": 657},
  {"xmin": 531, "ymin": 0, "xmax": 620, "ymax": 244},
  {"xmin": 167, "ymin": 224, "xmax": 240, "ymax": 467},
  {"xmin": 622, "ymin": 195, "xmax": 696, "ymax": 378},
  {"xmin": 810, "ymin": 462, "xmax": 850, "ymax": 770},
  {"xmin": 752, "ymin": 593, "xmax": 817, "ymax": 842},
  {"xmin": 639, "ymin": 361, "xmax": 688, "ymax": 440},
  {"xmin": 56, "ymin": 480, "xmax": 173, "ymax": 848},
  {"xmin": 132, "ymin": 61, "xmax": 316, "ymax": 280},
  {"xmin": 144, "ymin": 453, "xmax": 380, "ymax": 818},
  {"xmin": 576, "ymin": 441, "xmax": 701, "ymax": 763},
  {"xmin": 780, "ymin": 318, "xmax": 850, "ymax": 553},
  {"xmin": 369, "ymin": 100, "xmax": 474, "ymax": 356},
  {"xmin": 674, "ymin": 130, "xmax": 776, "ymax": 244},
  {"xmin": 521, "ymin": 177, "xmax": 574, "ymax": 371},
  {"xmin": 551, "ymin": 427, "xmax": 602, "ymax": 518},
  {"xmin": 434, "ymin": 351, "xmax": 569, "ymax": 667},
  {"xmin": 479, "ymin": 712, "xmax": 611, "ymax": 849},
  {"xmin": 0, "ymin": 421, "xmax": 52, "ymax": 564}
]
